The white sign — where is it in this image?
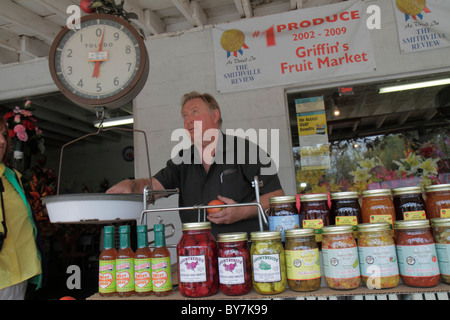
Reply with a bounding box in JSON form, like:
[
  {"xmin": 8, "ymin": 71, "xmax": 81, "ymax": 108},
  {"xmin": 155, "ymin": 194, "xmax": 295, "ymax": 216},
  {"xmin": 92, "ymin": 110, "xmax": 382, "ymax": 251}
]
[
  {"xmin": 392, "ymin": 0, "xmax": 450, "ymax": 53},
  {"xmin": 212, "ymin": 0, "xmax": 376, "ymax": 93}
]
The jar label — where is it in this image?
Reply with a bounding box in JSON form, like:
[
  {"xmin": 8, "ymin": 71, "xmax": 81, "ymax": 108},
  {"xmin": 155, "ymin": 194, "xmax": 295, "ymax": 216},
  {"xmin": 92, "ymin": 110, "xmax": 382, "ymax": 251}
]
[
  {"xmin": 322, "ymin": 247, "xmax": 360, "ymax": 279},
  {"xmin": 179, "ymin": 255, "xmax": 207, "ymax": 283},
  {"xmin": 252, "ymin": 254, "xmax": 282, "ymax": 282},
  {"xmin": 134, "ymin": 258, "xmax": 152, "ymax": 292},
  {"xmin": 335, "ymin": 216, "xmax": 358, "ymax": 226},
  {"xmin": 369, "ymin": 214, "xmax": 393, "ymax": 226},
  {"xmin": 358, "ymin": 244, "xmax": 399, "ymax": 278},
  {"xmin": 435, "ymin": 243, "xmax": 450, "ymax": 277},
  {"xmin": 396, "ymin": 244, "xmax": 440, "ymax": 277},
  {"xmin": 302, "ymin": 219, "xmax": 324, "ymax": 242},
  {"xmin": 440, "ymin": 208, "xmax": 450, "ymax": 218},
  {"xmin": 218, "ymin": 256, "xmax": 245, "ymax": 284},
  {"xmin": 152, "ymin": 257, "xmax": 172, "ymax": 292},
  {"xmin": 403, "ymin": 210, "xmax": 426, "ymax": 220},
  {"xmin": 269, "ymin": 215, "xmax": 300, "ymax": 241},
  {"xmin": 99, "ymin": 260, "xmax": 116, "ymax": 293},
  {"xmin": 285, "ymin": 248, "xmax": 321, "ymax": 280},
  {"xmin": 116, "ymin": 258, "xmax": 134, "ymax": 292}
]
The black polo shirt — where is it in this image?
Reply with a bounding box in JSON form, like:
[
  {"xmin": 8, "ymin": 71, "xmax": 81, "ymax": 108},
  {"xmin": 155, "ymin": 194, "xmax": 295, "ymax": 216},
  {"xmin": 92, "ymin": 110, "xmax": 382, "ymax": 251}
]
[{"xmin": 153, "ymin": 132, "xmax": 282, "ymax": 237}]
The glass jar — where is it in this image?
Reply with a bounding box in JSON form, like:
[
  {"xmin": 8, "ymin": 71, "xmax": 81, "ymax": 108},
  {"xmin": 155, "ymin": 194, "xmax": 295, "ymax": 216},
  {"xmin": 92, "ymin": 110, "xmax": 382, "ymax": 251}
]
[
  {"xmin": 394, "ymin": 220, "xmax": 440, "ymax": 287},
  {"xmin": 299, "ymin": 193, "xmax": 330, "ymax": 248},
  {"xmin": 392, "ymin": 186, "xmax": 426, "ymax": 221},
  {"xmin": 357, "ymin": 223, "xmax": 399, "ymax": 289},
  {"xmin": 177, "ymin": 222, "xmax": 218, "ymax": 297},
  {"xmin": 425, "ymin": 184, "xmax": 450, "ymax": 219},
  {"xmin": 250, "ymin": 231, "xmax": 286, "ymax": 295},
  {"xmin": 217, "ymin": 232, "xmax": 252, "ymax": 296},
  {"xmin": 322, "ymin": 225, "xmax": 361, "ymax": 290},
  {"xmin": 361, "ymin": 189, "xmax": 396, "ymax": 233},
  {"xmin": 431, "ymin": 217, "xmax": 450, "ymax": 284},
  {"xmin": 268, "ymin": 195, "xmax": 299, "ymax": 242},
  {"xmin": 284, "ymin": 228, "xmax": 321, "ymax": 292},
  {"xmin": 330, "ymin": 191, "xmax": 362, "ymax": 235}
]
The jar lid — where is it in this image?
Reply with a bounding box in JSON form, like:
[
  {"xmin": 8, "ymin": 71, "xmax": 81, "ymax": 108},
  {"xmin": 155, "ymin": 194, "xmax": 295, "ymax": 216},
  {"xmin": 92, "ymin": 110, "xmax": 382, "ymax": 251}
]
[
  {"xmin": 430, "ymin": 217, "xmax": 450, "ymax": 227},
  {"xmin": 299, "ymin": 193, "xmax": 328, "ymax": 202},
  {"xmin": 394, "ymin": 219, "xmax": 430, "ymax": 230},
  {"xmin": 217, "ymin": 232, "xmax": 248, "ymax": 242},
  {"xmin": 362, "ymin": 189, "xmax": 392, "ymax": 197},
  {"xmin": 182, "ymin": 222, "xmax": 211, "ymax": 231},
  {"xmin": 269, "ymin": 195, "xmax": 297, "ymax": 204},
  {"xmin": 357, "ymin": 222, "xmax": 391, "ymax": 232},
  {"xmin": 285, "ymin": 228, "xmax": 315, "ymax": 237},
  {"xmin": 330, "ymin": 191, "xmax": 359, "ymax": 200},
  {"xmin": 250, "ymin": 231, "xmax": 281, "ymax": 241},
  {"xmin": 425, "ymin": 184, "xmax": 450, "ymax": 193},
  {"xmin": 322, "ymin": 225, "xmax": 353, "ymax": 235},
  {"xmin": 392, "ymin": 186, "xmax": 422, "ymax": 196}
]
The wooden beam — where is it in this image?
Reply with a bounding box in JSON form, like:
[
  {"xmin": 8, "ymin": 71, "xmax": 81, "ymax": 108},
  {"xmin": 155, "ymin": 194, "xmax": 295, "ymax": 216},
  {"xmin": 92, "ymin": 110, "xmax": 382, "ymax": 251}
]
[
  {"xmin": 171, "ymin": 0, "xmax": 207, "ymax": 27},
  {"xmin": 0, "ymin": 29, "xmax": 21, "ymax": 52},
  {"xmin": 290, "ymin": 0, "xmax": 305, "ymax": 10},
  {"xmin": 19, "ymin": 36, "xmax": 50, "ymax": 62},
  {"xmin": 144, "ymin": 9, "xmax": 166, "ymax": 35},
  {"xmin": 241, "ymin": 0, "xmax": 253, "ymax": 18}
]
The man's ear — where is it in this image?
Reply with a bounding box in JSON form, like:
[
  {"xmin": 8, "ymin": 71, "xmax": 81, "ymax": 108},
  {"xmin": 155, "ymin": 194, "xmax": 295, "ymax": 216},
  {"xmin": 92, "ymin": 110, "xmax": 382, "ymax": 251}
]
[{"xmin": 213, "ymin": 109, "xmax": 221, "ymax": 125}]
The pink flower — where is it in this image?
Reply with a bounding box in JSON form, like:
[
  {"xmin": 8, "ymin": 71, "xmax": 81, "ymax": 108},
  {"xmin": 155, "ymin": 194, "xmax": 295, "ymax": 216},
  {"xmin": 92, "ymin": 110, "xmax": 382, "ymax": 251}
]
[
  {"xmin": 20, "ymin": 110, "xmax": 33, "ymax": 117},
  {"xmin": 14, "ymin": 115, "xmax": 21, "ymax": 123},
  {"xmin": 14, "ymin": 124, "xmax": 28, "ymax": 142},
  {"xmin": 24, "ymin": 100, "xmax": 32, "ymax": 108}
]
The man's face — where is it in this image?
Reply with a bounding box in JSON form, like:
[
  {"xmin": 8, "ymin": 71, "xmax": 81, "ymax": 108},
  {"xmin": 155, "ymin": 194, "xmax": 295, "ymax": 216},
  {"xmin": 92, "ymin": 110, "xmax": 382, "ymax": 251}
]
[{"xmin": 181, "ymin": 97, "xmax": 220, "ymax": 143}]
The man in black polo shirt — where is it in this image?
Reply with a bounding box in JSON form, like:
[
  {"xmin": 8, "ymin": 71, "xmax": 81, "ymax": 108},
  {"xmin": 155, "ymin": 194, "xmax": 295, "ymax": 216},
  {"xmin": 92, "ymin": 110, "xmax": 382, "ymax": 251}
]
[{"xmin": 107, "ymin": 91, "xmax": 284, "ymax": 237}]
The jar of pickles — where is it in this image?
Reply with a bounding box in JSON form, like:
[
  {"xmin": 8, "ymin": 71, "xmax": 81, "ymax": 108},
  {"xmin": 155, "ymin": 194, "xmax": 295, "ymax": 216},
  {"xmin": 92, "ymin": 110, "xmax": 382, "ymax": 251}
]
[
  {"xmin": 284, "ymin": 228, "xmax": 321, "ymax": 292},
  {"xmin": 361, "ymin": 189, "xmax": 396, "ymax": 232},
  {"xmin": 250, "ymin": 231, "xmax": 286, "ymax": 295},
  {"xmin": 299, "ymin": 193, "xmax": 330, "ymax": 248},
  {"xmin": 330, "ymin": 191, "xmax": 362, "ymax": 234},
  {"xmin": 357, "ymin": 223, "xmax": 399, "ymax": 289},
  {"xmin": 322, "ymin": 225, "xmax": 361, "ymax": 290},
  {"xmin": 392, "ymin": 186, "xmax": 426, "ymax": 221},
  {"xmin": 431, "ymin": 217, "xmax": 450, "ymax": 284},
  {"xmin": 217, "ymin": 232, "xmax": 252, "ymax": 295},
  {"xmin": 268, "ymin": 196, "xmax": 299, "ymax": 242},
  {"xmin": 425, "ymin": 184, "xmax": 450, "ymax": 219},
  {"xmin": 394, "ymin": 220, "xmax": 440, "ymax": 287},
  {"xmin": 177, "ymin": 222, "xmax": 218, "ymax": 297}
]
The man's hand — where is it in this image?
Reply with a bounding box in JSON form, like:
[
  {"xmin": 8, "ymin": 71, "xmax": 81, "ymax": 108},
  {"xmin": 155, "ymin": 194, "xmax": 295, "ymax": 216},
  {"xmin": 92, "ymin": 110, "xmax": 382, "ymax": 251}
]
[{"xmin": 206, "ymin": 195, "xmax": 257, "ymax": 225}]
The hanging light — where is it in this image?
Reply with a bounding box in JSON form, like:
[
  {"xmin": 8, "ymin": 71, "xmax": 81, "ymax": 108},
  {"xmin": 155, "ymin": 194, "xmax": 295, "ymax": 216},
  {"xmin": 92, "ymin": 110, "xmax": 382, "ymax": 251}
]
[
  {"xmin": 379, "ymin": 78, "xmax": 450, "ymax": 94},
  {"xmin": 93, "ymin": 115, "xmax": 134, "ymax": 128}
]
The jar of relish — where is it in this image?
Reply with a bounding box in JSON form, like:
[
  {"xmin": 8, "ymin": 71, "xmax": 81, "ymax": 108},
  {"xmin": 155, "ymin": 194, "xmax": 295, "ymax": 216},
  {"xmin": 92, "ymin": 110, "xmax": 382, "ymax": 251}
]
[
  {"xmin": 431, "ymin": 217, "xmax": 450, "ymax": 284},
  {"xmin": 361, "ymin": 189, "xmax": 396, "ymax": 232},
  {"xmin": 299, "ymin": 193, "xmax": 330, "ymax": 248},
  {"xmin": 177, "ymin": 222, "xmax": 219, "ymax": 297},
  {"xmin": 268, "ymin": 195, "xmax": 299, "ymax": 242},
  {"xmin": 330, "ymin": 191, "xmax": 362, "ymax": 234},
  {"xmin": 217, "ymin": 232, "xmax": 252, "ymax": 296},
  {"xmin": 284, "ymin": 228, "xmax": 321, "ymax": 292},
  {"xmin": 394, "ymin": 219, "xmax": 440, "ymax": 287},
  {"xmin": 425, "ymin": 184, "xmax": 450, "ymax": 219},
  {"xmin": 322, "ymin": 225, "xmax": 361, "ymax": 290},
  {"xmin": 392, "ymin": 186, "xmax": 426, "ymax": 221},
  {"xmin": 357, "ymin": 223, "xmax": 399, "ymax": 289}
]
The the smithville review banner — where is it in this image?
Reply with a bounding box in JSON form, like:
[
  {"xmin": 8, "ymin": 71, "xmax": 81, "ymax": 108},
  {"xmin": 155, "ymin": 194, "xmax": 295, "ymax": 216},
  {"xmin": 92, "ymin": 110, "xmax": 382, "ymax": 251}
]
[{"xmin": 212, "ymin": 0, "xmax": 376, "ymax": 93}]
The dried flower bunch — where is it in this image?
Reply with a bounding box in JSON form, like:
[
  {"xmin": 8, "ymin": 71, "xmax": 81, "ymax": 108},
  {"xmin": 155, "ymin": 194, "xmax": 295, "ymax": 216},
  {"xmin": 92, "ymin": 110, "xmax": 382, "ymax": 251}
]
[{"xmin": 3, "ymin": 100, "xmax": 42, "ymax": 143}]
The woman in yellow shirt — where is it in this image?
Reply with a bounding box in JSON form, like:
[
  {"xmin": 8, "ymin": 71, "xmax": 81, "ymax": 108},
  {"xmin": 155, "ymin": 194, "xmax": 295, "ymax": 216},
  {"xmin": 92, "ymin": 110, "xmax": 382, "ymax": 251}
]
[{"xmin": 0, "ymin": 117, "xmax": 44, "ymax": 300}]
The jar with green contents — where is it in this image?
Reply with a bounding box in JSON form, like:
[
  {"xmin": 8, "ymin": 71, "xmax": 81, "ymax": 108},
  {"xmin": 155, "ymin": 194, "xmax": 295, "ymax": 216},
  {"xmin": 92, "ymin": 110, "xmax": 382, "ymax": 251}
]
[
  {"xmin": 250, "ymin": 231, "xmax": 286, "ymax": 295},
  {"xmin": 431, "ymin": 217, "xmax": 450, "ymax": 284},
  {"xmin": 284, "ymin": 228, "xmax": 321, "ymax": 292}
]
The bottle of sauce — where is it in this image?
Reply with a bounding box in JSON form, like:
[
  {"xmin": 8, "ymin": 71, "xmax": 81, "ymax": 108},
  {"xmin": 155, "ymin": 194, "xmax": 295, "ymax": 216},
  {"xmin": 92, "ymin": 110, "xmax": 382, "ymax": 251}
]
[
  {"xmin": 151, "ymin": 223, "xmax": 173, "ymax": 296},
  {"xmin": 431, "ymin": 217, "xmax": 450, "ymax": 284},
  {"xmin": 268, "ymin": 195, "xmax": 299, "ymax": 242},
  {"xmin": 134, "ymin": 225, "xmax": 152, "ymax": 296},
  {"xmin": 99, "ymin": 226, "xmax": 117, "ymax": 296},
  {"xmin": 425, "ymin": 184, "xmax": 450, "ymax": 219},
  {"xmin": 116, "ymin": 225, "xmax": 135, "ymax": 297},
  {"xmin": 361, "ymin": 189, "xmax": 396, "ymax": 235},
  {"xmin": 392, "ymin": 186, "xmax": 426, "ymax": 221},
  {"xmin": 299, "ymin": 193, "xmax": 330, "ymax": 249},
  {"xmin": 330, "ymin": 191, "xmax": 362, "ymax": 237}
]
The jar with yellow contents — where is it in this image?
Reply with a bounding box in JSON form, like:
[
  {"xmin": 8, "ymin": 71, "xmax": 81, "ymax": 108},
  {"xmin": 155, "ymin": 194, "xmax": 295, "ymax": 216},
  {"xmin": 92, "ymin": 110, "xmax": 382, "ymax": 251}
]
[
  {"xmin": 284, "ymin": 228, "xmax": 321, "ymax": 292},
  {"xmin": 357, "ymin": 223, "xmax": 399, "ymax": 289}
]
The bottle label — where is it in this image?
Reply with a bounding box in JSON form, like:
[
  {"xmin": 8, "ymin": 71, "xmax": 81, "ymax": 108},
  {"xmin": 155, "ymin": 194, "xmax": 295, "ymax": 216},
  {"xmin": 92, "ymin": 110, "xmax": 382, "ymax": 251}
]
[
  {"xmin": 322, "ymin": 247, "xmax": 360, "ymax": 279},
  {"xmin": 285, "ymin": 248, "xmax": 321, "ymax": 280},
  {"xmin": 252, "ymin": 254, "xmax": 281, "ymax": 282},
  {"xmin": 369, "ymin": 214, "xmax": 393, "ymax": 226},
  {"xmin": 435, "ymin": 243, "xmax": 450, "ymax": 277},
  {"xmin": 134, "ymin": 258, "xmax": 152, "ymax": 293},
  {"xmin": 302, "ymin": 219, "xmax": 324, "ymax": 242},
  {"xmin": 116, "ymin": 258, "xmax": 134, "ymax": 292},
  {"xmin": 358, "ymin": 244, "xmax": 399, "ymax": 277},
  {"xmin": 99, "ymin": 260, "xmax": 116, "ymax": 294},
  {"xmin": 218, "ymin": 256, "xmax": 245, "ymax": 284},
  {"xmin": 269, "ymin": 215, "xmax": 300, "ymax": 241},
  {"xmin": 179, "ymin": 255, "xmax": 207, "ymax": 283},
  {"xmin": 441, "ymin": 208, "xmax": 450, "ymax": 218},
  {"xmin": 403, "ymin": 210, "xmax": 426, "ymax": 220},
  {"xmin": 396, "ymin": 244, "xmax": 440, "ymax": 277},
  {"xmin": 152, "ymin": 257, "xmax": 172, "ymax": 292}
]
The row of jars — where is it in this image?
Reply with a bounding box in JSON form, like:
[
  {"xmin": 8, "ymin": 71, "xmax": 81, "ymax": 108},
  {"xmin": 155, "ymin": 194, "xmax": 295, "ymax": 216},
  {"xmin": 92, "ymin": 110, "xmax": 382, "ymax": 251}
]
[
  {"xmin": 268, "ymin": 184, "xmax": 450, "ymax": 245},
  {"xmin": 176, "ymin": 218, "xmax": 450, "ymax": 297}
]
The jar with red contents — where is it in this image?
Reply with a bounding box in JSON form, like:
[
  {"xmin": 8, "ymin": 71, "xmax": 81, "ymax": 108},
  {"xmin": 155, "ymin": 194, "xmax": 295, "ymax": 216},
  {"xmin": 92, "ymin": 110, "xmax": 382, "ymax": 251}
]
[
  {"xmin": 392, "ymin": 186, "xmax": 426, "ymax": 221},
  {"xmin": 425, "ymin": 184, "xmax": 450, "ymax": 219},
  {"xmin": 394, "ymin": 219, "xmax": 440, "ymax": 287},
  {"xmin": 299, "ymin": 193, "xmax": 330, "ymax": 249},
  {"xmin": 177, "ymin": 222, "xmax": 218, "ymax": 297},
  {"xmin": 217, "ymin": 232, "xmax": 252, "ymax": 296}
]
